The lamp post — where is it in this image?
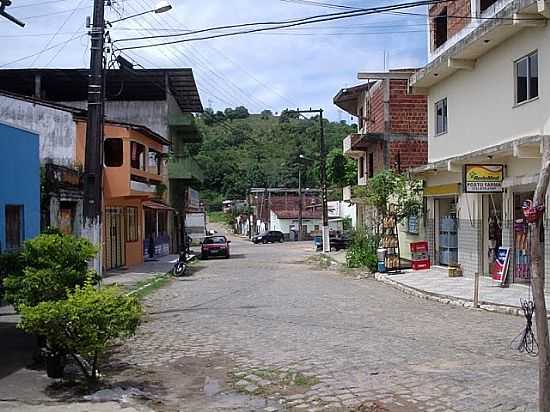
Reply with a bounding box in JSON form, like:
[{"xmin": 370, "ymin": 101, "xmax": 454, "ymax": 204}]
[{"xmin": 83, "ymin": 0, "xmax": 172, "ymax": 274}]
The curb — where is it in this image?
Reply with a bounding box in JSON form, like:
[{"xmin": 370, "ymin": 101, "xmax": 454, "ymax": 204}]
[
  {"xmin": 373, "ymin": 273, "xmax": 525, "ymax": 317},
  {"xmin": 126, "ymin": 273, "xmax": 170, "ymax": 297}
]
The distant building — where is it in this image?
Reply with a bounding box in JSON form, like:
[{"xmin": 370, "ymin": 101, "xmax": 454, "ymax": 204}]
[{"xmin": 0, "ymin": 121, "xmax": 40, "ymax": 252}]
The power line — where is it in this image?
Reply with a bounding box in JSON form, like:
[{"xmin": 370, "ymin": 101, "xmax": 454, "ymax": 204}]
[
  {"xmin": 31, "ymin": 0, "xmax": 88, "ymax": 66},
  {"xmin": 0, "ymin": 6, "xmax": 91, "ymax": 23},
  {"xmin": 114, "ymin": 1, "xmax": 256, "ymax": 109},
  {"xmin": 11, "ymin": 0, "xmax": 76, "ymax": 9},
  {"xmin": 114, "ymin": 0, "xmax": 445, "ymax": 44},
  {"xmin": 0, "ymin": 33, "xmax": 87, "ymax": 67}
]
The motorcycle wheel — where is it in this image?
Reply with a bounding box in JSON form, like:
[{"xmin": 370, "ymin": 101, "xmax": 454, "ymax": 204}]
[{"xmin": 173, "ymin": 262, "xmax": 187, "ymax": 276}]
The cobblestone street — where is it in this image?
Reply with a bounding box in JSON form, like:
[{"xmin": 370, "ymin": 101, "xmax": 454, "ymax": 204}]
[{"xmin": 113, "ymin": 235, "xmax": 538, "ymax": 411}]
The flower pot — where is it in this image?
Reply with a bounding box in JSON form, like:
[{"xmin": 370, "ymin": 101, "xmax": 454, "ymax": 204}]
[{"xmin": 45, "ymin": 353, "xmax": 65, "ymax": 379}]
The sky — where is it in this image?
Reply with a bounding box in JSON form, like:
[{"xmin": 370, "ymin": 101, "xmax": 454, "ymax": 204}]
[{"xmin": 1, "ymin": 0, "xmax": 429, "ymax": 120}]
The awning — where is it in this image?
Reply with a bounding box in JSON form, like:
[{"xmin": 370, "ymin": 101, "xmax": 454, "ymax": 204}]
[{"xmin": 143, "ymin": 201, "xmax": 174, "ymax": 211}]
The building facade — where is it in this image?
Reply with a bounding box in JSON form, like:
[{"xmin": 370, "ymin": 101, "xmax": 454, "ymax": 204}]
[
  {"xmin": 0, "ymin": 68, "xmax": 204, "ymax": 255},
  {"xmin": 334, "ymin": 73, "xmax": 428, "ymax": 259},
  {"xmin": 0, "ymin": 122, "xmax": 40, "ymax": 252},
  {"xmin": 410, "ymin": 0, "xmax": 550, "ymax": 286}
]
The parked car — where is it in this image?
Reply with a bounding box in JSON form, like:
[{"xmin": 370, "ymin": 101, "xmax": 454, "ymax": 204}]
[
  {"xmin": 314, "ymin": 234, "xmax": 350, "ymax": 251},
  {"xmin": 201, "ymin": 235, "xmax": 231, "ymax": 259},
  {"xmin": 253, "ymin": 230, "xmax": 284, "ymax": 244}
]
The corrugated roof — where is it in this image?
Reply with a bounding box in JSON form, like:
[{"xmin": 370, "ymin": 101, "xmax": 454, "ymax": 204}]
[{"xmin": 0, "ymin": 68, "xmax": 203, "ymax": 113}]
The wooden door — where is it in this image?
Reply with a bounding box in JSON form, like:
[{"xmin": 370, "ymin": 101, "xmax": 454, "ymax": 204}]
[{"xmin": 105, "ymin": 207, "xmax": 125, "ymax": 270}]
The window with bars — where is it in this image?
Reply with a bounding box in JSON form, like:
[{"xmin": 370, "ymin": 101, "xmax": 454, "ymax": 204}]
[{"xmin": 130, "ymin": 142, "xmax": 146, "ymax": 170}]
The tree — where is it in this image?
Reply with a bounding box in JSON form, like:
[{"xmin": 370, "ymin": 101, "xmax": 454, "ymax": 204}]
[
  {"xmin": 260, "ymin": 109, "xmax": 273, "ymax": 119},
  {"xmin": 233, "ymin": 106, "xmax": 250, "ymax": 119},
  {"xmin": 327, "ymin": 148, "xmax": 356, "ymax": 189},
  {"xmin": 530, "ymin": 137, "xmax": 550, "ymax": 410},
  {"xmin": 279, "ymin": 109, "xmax": 299, "ymax": 123}
]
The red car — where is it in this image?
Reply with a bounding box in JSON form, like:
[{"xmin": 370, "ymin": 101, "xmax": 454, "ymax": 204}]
[{"xmin": 201, "ymin": 235, "xmax": 231, "ymax": 259}]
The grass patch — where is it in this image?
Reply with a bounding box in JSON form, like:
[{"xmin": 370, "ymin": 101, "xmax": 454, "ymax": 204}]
[
  {"xmin": 227, "ymin": 367, "xmax": 320, "ymax": 397},
  {"xmin": 208, "ymin": 211, "xmax": 229, "ymax": 223},
  {"xmin": 128, "ymin": 274, "xmax": 172, "ymax": 299}
]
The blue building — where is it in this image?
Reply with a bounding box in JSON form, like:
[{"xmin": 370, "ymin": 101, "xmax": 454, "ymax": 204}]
[{"xmin": 0, "ymin": 122, "xmax": 40, "ymax": 252}]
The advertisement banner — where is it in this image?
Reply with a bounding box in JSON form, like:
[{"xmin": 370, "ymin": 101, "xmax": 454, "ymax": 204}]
[
  {"xmin": 187, "ymin": 188, "xmax": 201, "ymax": 210},
  {"xmin": 491, "ymin": 247, "xmax": 511, "ymax": 285},
  {"xmin": 464, "ymin": 164, "xmax": 504, "ymax": 193}
]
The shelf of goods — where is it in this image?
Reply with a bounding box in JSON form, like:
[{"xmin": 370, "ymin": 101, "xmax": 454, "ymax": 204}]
[
  {"xmin": 382, "ymin": 214, "xmax": 400, "ymax": 272},
  {"xmin": 439, "ymin": 216, "xmax": 458, "ymax": 266}
]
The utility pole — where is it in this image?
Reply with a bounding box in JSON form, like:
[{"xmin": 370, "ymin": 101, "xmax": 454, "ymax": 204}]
[
  {"xmin": 82, "ymin": 0, "xmax": 105, "ymax": 275},
  {"xmin": 298, "ymin": 167, "xmax": 303, "ymax": 241},
  {"xmin": 295, "ymin": 109, "xmax": 330, "ymax": 252}
]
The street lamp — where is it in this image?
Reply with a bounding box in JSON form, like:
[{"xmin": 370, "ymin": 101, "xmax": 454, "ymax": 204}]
[{"xmin": 109, "ymin": 1, "xmax": 173, "ymax": 24}]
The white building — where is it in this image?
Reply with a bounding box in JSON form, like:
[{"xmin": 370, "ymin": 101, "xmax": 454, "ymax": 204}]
[{"xmin": 410, "ymin": 0, "xmax": 550, "ymax": 288}]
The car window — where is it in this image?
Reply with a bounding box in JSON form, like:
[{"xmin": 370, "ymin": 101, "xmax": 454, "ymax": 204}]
[{"xmin": 204, "ymin": 236, "xmax": 226, "ymax": 244}]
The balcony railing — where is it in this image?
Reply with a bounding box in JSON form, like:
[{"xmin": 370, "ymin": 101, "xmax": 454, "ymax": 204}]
[{"xmin": 167, "ymin": 157, "xmax": 204, "ymax": 182}]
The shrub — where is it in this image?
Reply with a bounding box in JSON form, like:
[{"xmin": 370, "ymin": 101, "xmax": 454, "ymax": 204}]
[
  {"xmin": 346, "ymin": 230, "xmax": 380, "ymax": 272},
  {"xmin": 0, "ymin": 252, "xmax": 26, "ymax": 302},
  {"xmin": 3, "ymin": 233, "xmax": 99, "ymax": 310},
  {"xmin": 19, "ymin": 283, "xmax": 142, "ymax": 382}
]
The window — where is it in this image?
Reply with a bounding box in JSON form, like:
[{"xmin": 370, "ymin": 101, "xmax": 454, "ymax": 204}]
[
  {"xmin": 368, "ymin": 152, "xmax": 374, "ymax": 178},
  {"xmin": 104, "ymin": 138, "xmax": 123, "ymax": 167},
  {"xmin": 130, "ymin": 142, "xmax": 146, "ymax": 170},
  {"xmin": 515, "ymin": 51, "xmax": 538, "ymax": 104},
  {"xmin": 359, "ymin": 155, "xmax": 365, "ymax": 177},
  {"xmin": 126, "ymin": 207, "xmax": 139, "ymax": 242},
  {"xmin": 433, "ymin": 8, "xmax": 448, "ymax": 49},
  {"xmin": 435, "ymin": 98, "xmax": 448, "ymax": 135},
  {"xmin": 148, "ymin": 149, "xmax": 161, "ymax": 175},
  {"xmin": 5, "ymin": 205, "xmax": 23, "ymax": 251}
]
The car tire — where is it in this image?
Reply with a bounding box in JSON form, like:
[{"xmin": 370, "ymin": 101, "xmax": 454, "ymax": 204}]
[
  {"xmin": 262, "ymin": 239, "xmax": 267, "ymax": 244},
  {"xmin": 201, "ymin": 253, "xmax": 208, "ymax": 260}
]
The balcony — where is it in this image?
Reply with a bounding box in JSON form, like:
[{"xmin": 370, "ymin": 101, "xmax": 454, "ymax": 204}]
[
  {"xmin": 168, "ymin": 113, "xmax": 202, "ymax": 144},
  {"xmin": 167, "ymin": 156, "xmax": 204, "ymax": 182},
  {"xmin": 343, "ymin": 133, "xmax": 370, "ymax": 159}
]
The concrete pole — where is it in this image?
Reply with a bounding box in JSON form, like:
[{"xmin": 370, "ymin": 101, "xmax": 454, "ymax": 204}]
[{"xmin": 298, "ymin": 168, "xmax": 303, "ymax": 241}]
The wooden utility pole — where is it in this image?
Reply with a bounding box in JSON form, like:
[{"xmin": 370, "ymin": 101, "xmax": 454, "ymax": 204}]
[
  {"xmin": 531, "ymin": 136, "xmax": 550, "ymax": 411},
  {"xmin": 82, "ymin": 0, "xmax": 105, "ymax": 274},
  {"xmin": 296, "ymin": 109, "xmax": 330, "ymax": 252}
]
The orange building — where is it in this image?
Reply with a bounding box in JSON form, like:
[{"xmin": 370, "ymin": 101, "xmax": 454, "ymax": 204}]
[{"xmin": 76, "ymin": 119, "xmax": 172, "ymax": 270}]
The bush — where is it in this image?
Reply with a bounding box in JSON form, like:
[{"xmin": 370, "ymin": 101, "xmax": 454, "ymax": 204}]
[
  {"xmin": 346, "ymin": 230, "xmax": 380, "ymax": 272},
  {"xmin": 3, "ymin": 233, "xmax": 99, "ymax": 310},
  {"xmin": 19, "ymin": 283, "xmax": 141, "ymax": 382},
  {"xmin": 0, "ymin": 252, "xmax": 26, "ymax": 302}
]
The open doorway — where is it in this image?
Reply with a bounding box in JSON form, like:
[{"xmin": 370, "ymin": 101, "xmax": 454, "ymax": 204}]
[
  {"xmin": 435, "ymin": 197, "xmax": 458, "ymax": 267},
  {"xmin": 482, "ymin": 194, "xmax": 503, "ymax": 277}
]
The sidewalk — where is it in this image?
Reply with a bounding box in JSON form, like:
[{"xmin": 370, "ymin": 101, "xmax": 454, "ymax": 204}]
[
  {"xmin": 376, "ymin": 267, "xmax": 547, "ymax": 316},
  {"xmin": 102, "ymin": 254, "xmax": 177, "ymax": 290}
]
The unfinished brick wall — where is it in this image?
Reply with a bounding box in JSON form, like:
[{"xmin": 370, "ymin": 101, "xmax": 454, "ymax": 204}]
[
  {"xmin": 388, "ymin": 140, "xmax": 428, "ymax": 170},
  {"xmin": 388, "ymin": 80, "xmax": 428, "ymax": 135},
  {"xmin": 429, "ymin": 0, "xmax": 471, "ymax": 52},
  {"xmin": 367, "ymin": 83, "xmax": 385, "ymax": 133}
]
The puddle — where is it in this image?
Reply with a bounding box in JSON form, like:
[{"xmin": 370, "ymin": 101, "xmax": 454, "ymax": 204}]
[{"xmin": 203, "ymin": 376, "xmax": 222, "ymax": 397}]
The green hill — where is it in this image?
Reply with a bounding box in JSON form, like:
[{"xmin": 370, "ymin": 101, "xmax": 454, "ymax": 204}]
[{"xmin": 190, "ymin": 108, "xmax": 356, "ymax": 210}]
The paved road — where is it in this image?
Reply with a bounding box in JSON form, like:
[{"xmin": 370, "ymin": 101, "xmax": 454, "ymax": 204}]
[{"xmin": 114, "ymin": 232, "xmax": 537, "ymax": 411}]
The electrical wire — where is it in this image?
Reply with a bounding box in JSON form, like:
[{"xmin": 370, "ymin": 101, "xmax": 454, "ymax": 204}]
[
  {"xmin": 10, "ymin": 0, "xmax": 76, "ymax": 9},
  {"xmin": 0, "ymin": 33, "xmax": 87, "ymax": 68},
  {"xmin": 31, "ymin": 0, "xmax": 88, "ymax": 66},
  {"xmin": 511, "ymin": 298, "xmax": 538, "ymax": 357},
  {"xmin": 114, "ymin": 0, "xmax": 445, "ymax": 45},
  {"xmin": 0, "ymin": 6, "xmax": 91, "ymax": 23}
]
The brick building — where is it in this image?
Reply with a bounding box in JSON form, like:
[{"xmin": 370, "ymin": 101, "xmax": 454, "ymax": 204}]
[{"xmin": 334, "ymin": 71, "xmax": 428, "ymax": 249}]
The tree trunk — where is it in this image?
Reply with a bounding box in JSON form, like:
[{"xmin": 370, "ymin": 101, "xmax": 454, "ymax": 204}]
[{"xmin": 531, "ymin": 136, "xmax": 550, "ymax": 412}]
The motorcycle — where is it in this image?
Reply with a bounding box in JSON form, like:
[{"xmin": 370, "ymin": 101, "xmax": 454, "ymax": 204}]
[{"xmin": 172, "ymin": 252, "xmax": 197, "ymax": 276}]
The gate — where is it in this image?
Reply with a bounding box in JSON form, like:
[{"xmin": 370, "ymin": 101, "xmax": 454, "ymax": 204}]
[{"xmin": 105, "ymin": 207, "xmax": 125, "ymax": 270}]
